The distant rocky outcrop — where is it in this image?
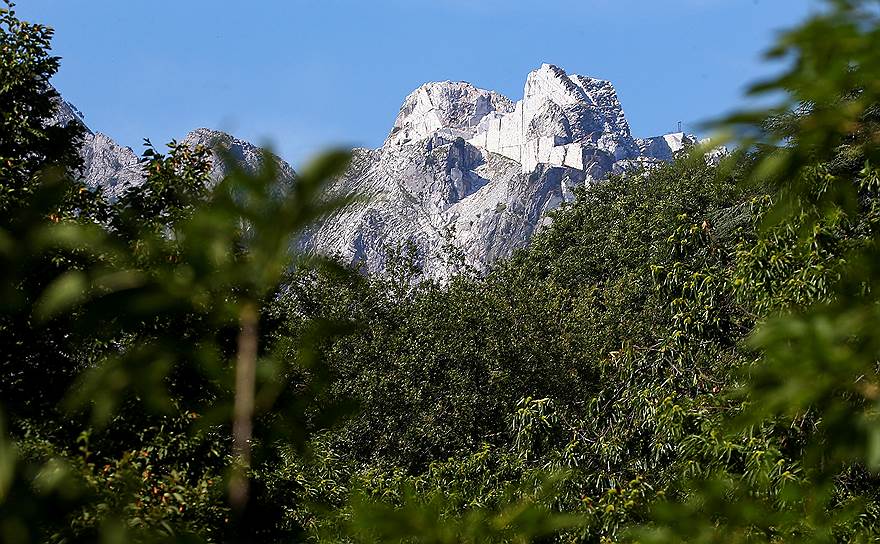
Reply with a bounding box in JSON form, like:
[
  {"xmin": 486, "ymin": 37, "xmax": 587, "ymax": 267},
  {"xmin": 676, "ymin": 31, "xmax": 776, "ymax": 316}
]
[
  {"xmin": 58, "ymin": 64, "xmax": 700, "ymax": 279},
  {"xmin": 51, "ymin": 97, "xmax": 142, "ymax": 202},
  {"xmin": 296, "ymin": 64, "xmax": 700, "ymax": 278},
  {"xmin": 181, "ymin": 128, "xmax": 297, "ymax": 189},
  {"xmin": 51, "ymin": 98, "xmax": 295, "ymax": 202}
]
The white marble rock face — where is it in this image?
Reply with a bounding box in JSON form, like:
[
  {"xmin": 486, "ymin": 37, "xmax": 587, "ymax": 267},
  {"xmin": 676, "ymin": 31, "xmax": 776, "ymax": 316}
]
[
  {"xmin": 57, "ymin": 64, "xmax": 700, "ymax": 279},
  {"xmin": 296, "ymin": 64, "xmax": 699, "ymax": 279}
]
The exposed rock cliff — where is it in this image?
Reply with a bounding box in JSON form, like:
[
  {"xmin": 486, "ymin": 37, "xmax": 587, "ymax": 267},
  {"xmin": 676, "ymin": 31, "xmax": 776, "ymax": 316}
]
[
  {"xmin": 297, "ymin": 64, "xmax": 697, "ymax": 278},
  {"xmin": 51, "ymin": 97, "xmax": 142, "ymax": 202},
  {"xmin": 61, "ymin": 64, "xmax": 697, "ymax": 279}
]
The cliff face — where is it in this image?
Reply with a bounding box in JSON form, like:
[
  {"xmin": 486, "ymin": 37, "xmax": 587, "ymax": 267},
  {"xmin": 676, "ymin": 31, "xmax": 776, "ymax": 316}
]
[
  {"xmin": 59, "ymin": 64, "xmax": 698, "ymax": 279},
  {"xmin": 296, "ymin": 64, "xmax": 697, "ymax": 279},
  {"xmin": 51, "ymin": 97, "xmax": 142, "ymax": 202}
]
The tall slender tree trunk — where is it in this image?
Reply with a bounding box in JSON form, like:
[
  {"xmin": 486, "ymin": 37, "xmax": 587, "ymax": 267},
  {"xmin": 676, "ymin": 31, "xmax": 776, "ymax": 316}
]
[{"xmin": 229, "ymin": 301, "xmax": 258, "ymax": 513}]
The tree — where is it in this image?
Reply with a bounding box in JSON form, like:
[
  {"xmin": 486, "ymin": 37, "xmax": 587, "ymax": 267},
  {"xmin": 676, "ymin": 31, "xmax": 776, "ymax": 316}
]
[
  {"xmin": 635, "ymin": 1, "xmax": 880, "ymax": 541},
  {"xmin": 0, "ymin": 0, "xmax": 90, "ymax": 216},
  {"xmin": 0, "ymin": 0, "xmax": 107, "ymax": 420}
]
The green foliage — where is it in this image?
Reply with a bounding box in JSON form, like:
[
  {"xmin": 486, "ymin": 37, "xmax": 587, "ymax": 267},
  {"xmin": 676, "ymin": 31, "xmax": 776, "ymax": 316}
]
[
  {"xmin": 0, "ymin": 0, "xmax": 106, "ymax": 421},
  {"xmin": 0, "ymin": 5, "xmax": 357, "ymax": 538},
  {"xmin": 5, "ymin": 0, "xmax": 880, "ymax": 542},
  {"xmin": 112, "ymin": 139, "xmax": 213, "ymax": 238},
  {"xmin": 0, "ymin": 1, "xmax": 87, "ymax": 215},
  {"xmin": 633, "ymin": 0, "xmax": 880, "ymax": 541},
  {"xmin": 258, "ymin": 154, "xmax": 755, "ymax": 541},
  {"xmin": 12, "ymin": 410, "xmax": 228, "ymax": 542}
]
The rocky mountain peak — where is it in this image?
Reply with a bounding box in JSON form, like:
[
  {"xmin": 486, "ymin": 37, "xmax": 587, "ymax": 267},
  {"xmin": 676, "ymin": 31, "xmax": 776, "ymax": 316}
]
[
  {"xmin": 182, "ymin": 128, "xmax": 297, "ymax": 185},
  {"xmin": 51, "ymin": 96, "xmax": 91, "ymax": 133},
  {"xmin": 67, "ymin": 63, "xmax": 702, "ymax": 280},
  {"xmin": 523, "ymin": 63, "xmax": 590, "ymax": 107},
  {"xmin": 49, "ymin": 91, "xmax": 141, "ymax": 202},
  {"xmin": 386, "ymin": 81, "xmax": 515, "ymax": 147},
  {"xmin": 299, "ymin": 63, "xmax": 708, "ymax": 278},
  {"xmin": 635, "ymin": 131, "xmax": 699, "ymax": 163},
  {"xmin": 467, "ymin": 63, "xmax": 642, "ymax": 174}
]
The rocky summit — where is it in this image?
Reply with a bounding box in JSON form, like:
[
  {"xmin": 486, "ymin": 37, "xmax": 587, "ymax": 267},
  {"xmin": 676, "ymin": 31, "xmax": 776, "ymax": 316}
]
[
  {"xmin": 52, "ymin": 97, "xmax": 142, "ymax": 202},
  {"xmin": 58, "ymin": 64, "xmax": 698, "ymax": 279},
  {"xmin": 296, "ymin": 64, "xmax": 697, "ymax": 278}
]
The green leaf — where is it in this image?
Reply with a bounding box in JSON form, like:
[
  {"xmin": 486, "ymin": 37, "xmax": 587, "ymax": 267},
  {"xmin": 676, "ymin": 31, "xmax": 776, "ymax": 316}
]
[{"xmin": 34, "ymin": 270, "xmax": 88, "ymax": 320}]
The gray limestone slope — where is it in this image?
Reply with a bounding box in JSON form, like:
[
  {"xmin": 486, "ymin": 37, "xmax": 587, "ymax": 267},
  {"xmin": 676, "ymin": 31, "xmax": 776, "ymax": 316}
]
[
  {"xmin": 298, "ymin": 63, "xmax": 696, "ymax": 279},
  {"xmin": 51, "ymin": 97, "xmax": 142, "ymax": 201},
  {"xmin": 181, "ymin": 128, "xmax": 297, "ymax": 185}
]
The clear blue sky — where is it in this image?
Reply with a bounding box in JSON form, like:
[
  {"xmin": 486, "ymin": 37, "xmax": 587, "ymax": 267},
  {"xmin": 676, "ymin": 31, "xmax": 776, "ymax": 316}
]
[{"xmin": 19, "ymin": 0, "xmax": 817, "ymax": 168}]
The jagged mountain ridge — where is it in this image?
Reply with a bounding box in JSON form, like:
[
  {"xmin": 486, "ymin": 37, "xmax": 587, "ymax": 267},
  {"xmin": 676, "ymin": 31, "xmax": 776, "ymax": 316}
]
[
  {"xmin": 296, "ymin": 64, "xmax": 696, "ymax": 278},
  {"xmin": 52, "ymin": 98, "xmax": 142, "ymax": 201},
  {"xmin": 56, "ymin": 63, "xmax": 696, "ymax": 278},
  {"xmin": 51, "ymin": 101, "xmax": 295, "ymax": 201}
]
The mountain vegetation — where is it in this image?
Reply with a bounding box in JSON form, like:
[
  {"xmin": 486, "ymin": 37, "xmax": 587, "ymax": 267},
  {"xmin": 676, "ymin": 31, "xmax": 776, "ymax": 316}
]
[{"xmin": 2, "ymin": 0, "xmax": 880, "ymax": 542}]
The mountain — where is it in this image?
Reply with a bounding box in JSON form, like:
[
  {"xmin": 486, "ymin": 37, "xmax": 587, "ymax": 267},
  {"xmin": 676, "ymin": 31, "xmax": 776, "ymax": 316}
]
[
  {"xmin": 52, "ymin": 98, "xmax": 142, "ymax": 202},
  {"xmin": 50, "ymin": 101, "xmax": 295, "ymax": 200},
  {"xmin": 181, "ymin": 128, "xmax": 297, "ymax": 185},
  {"xmin": 296, "ymin": 64, "xmax": 697, "ymax": 278},
  {"xmin": 54, "ymin": 64, "xmax": 697, "ymax": 278}
]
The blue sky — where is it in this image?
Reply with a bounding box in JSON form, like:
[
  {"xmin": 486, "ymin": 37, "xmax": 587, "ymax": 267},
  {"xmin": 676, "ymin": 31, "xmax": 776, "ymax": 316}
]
[{"xmin": 19, "ymin": 0, "xmax": 817, "ymax": 168}]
